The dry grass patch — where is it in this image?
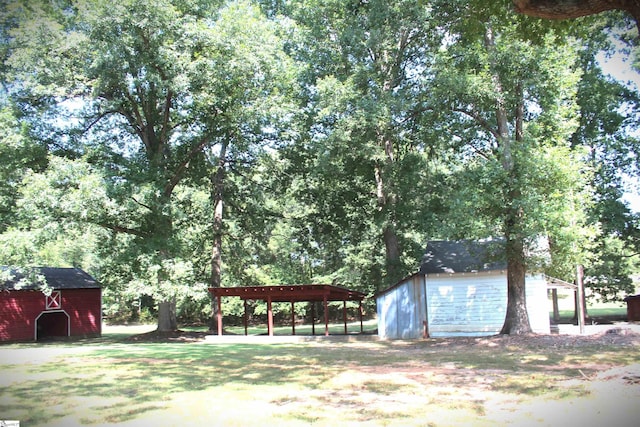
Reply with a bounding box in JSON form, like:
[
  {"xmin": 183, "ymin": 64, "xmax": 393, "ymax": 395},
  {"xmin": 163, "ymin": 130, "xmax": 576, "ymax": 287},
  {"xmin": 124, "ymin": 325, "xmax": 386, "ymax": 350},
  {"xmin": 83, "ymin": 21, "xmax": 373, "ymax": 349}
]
[{"xmin": 0, "ymin": 327, "xmax": 638, "ymax": 426}]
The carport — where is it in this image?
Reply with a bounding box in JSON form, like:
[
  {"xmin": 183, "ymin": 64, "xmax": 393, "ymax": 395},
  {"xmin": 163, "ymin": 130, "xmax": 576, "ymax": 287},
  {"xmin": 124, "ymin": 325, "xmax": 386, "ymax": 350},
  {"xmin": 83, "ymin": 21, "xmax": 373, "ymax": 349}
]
[{"xmin": 209, "ymin": 284, "xmax": 366, "ymax": 336}]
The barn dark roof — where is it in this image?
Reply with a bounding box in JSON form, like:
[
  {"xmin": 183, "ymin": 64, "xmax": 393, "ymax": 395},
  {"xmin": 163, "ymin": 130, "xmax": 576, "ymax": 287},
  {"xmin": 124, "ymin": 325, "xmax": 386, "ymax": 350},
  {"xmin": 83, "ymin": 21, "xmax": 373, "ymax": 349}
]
[
  {"xmin": 1, "ymin": 267, "xmax": 100, "ymax": 290},
  {"xmin": 419, "ymin": 240, "xmax": 506, "ymax": 274}
]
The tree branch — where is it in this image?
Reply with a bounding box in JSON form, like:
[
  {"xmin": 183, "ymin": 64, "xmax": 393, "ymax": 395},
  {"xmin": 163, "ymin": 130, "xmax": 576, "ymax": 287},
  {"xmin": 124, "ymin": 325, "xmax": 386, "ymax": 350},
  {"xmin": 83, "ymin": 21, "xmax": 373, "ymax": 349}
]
[
  {"xmin": 620, "ymin": 251, "xmax": 640, "ymax": 258},
  {"xmin": 452, "ymin": 107, "xmax": 500, "ymax": 140},
  {"xmin": 399, "ymin": 104, "xmax": 434, "ymax": 125},
  {"xmin": 163, "ymin": 135, "xmax": 212, "ymax": 198},
  {"xmin": 131, "ymin": 196, "xmax": 153, "ymax": 212},
  {"xmin": 160, "ymin": 89, "xmax": 172, "ymax": 144},
  {"xmin": 513, "ymin": 0, "xmax": 640, "ymax": 32},
  {"xmin": 98, "ymin": 221, "xmax": 149, "ymax": 238},
  {"xmin": 121, "ymin": 93, "xmax": 147, "ymax": 148},
  {"xmin": 82, "ymin": 109, "xmax": 118, "ymax": 134}
]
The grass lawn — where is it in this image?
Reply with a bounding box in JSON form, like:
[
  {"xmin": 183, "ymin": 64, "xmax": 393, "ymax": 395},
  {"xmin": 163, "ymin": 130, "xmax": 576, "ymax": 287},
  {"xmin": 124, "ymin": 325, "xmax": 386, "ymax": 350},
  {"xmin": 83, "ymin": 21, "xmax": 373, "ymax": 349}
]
[
  {"xmin": 1, "ymin": 325, "xmax": 639, "ymax": 427},
  {"xmin": 551, "ymin": 296, "xmax": 629, "ymax": 322}
]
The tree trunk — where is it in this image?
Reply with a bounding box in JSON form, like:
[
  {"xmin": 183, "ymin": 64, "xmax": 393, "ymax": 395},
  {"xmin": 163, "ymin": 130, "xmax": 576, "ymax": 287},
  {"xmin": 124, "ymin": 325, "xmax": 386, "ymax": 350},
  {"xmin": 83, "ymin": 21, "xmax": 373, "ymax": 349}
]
[
  {"xmin": 513, "ymin": 0, "xmax": 640, "ymax": 32},
  {"xmin": 157, "ymin": 299, "xmax": 177, "ymax": 332},
  {"xmin": 484, "ymin": 25, "xmax": 533, "ymax": 335},
  {"xmin": 375, "ymin": 161, "xmax": 402, "ymax": 286},
  {"xmin": 209, "ymin": 142, "xmax": 227, "ymax": 332},
  {"xmin": 154, "ymin": 193, "xmax": 177, "ymax": 332},
  {"xmin": 500, "ymin": 182, "xmax": 533, "ymax": 335},
  {"xmin": 209, "ymin": 194, "xmax": 223, "ymax": 333},
  {"xmin": 501, "ymin": 236, "xmax": 533, "ymax": 334},
  {"xmin": 383, "ymin": 225, "xmax": 402, "ymax": 284},
  {"xmin": 211, "ymin": 183, "xmax": 224, "ymax": 289}
]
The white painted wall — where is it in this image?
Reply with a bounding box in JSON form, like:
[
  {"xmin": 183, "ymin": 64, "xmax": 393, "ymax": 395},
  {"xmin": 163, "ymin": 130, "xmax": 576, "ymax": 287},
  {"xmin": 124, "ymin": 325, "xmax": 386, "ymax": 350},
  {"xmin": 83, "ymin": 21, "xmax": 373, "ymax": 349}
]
[
  {"xmin": 376, "ymin": 274, "xmax": 426, "ymax": 339},
  {"xmin": 525, "ymin": 274, "xmax": 551, "ymax": 334},
  {"xmin": 377, "ymin": 271, "xmax": 550, "ymax": 339},
  {"xmin": 426, "ymin": 272, "xmax": 507, "ymax": 337}
]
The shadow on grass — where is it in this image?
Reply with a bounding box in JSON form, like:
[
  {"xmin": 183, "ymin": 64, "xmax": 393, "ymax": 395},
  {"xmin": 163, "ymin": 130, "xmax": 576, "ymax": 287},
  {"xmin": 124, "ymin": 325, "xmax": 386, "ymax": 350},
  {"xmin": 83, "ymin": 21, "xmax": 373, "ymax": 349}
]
[
  {"xmin": 1, "ymin": 344, "xmax": 341, "ymax": 425},
  {"xmin": 1, "ymin": 337, "xmax": 637, "ymax": 426}
]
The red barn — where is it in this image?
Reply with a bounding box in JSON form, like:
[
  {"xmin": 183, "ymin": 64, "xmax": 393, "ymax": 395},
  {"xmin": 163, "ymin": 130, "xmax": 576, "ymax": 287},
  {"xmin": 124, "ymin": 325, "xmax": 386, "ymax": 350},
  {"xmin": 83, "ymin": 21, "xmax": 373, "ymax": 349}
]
[{"xmin": 1, "ymin": 267, "xmax": 101, "ymax": 342}]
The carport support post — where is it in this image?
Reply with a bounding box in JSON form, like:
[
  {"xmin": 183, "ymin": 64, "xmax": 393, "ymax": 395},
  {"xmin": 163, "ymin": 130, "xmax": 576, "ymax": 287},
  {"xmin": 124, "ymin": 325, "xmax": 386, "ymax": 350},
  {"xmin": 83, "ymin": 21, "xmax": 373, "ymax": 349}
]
[
  {"xmin": 243, "ymin": 299, "xmax": 248, "ymax": 336},
  {"xmin": 323, "ymin": 294, "xmax": 329, "ymax": 336},
  {"xmin": 291, "ymin": 301, "xmax": 296, "ymax": 335},
  {"xmin": 359, "ymin": 300, "xmax": 363, "ymax": 333},
  {"xmin": 216, "ymin": 295, "xmax": 223, "ymax": 336},
  {"xmin": 311, "ymin": 303, "xmax": 316, "ymax": 336},
  {"xmin": 343, "ymin": 300, "xmax": 348, "ymax": 334},
  {"xmin": 267, "ymin": 296, "xmax": 274, "ymax": 336}
]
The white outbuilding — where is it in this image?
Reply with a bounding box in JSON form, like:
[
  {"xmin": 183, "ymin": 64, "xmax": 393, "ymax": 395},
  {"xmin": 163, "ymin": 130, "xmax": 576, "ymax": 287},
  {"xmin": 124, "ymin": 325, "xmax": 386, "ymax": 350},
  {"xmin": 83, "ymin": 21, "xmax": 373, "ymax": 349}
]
[{"xmin": 375, "ymin": 240, "xmax": 550, "ymax": 339}]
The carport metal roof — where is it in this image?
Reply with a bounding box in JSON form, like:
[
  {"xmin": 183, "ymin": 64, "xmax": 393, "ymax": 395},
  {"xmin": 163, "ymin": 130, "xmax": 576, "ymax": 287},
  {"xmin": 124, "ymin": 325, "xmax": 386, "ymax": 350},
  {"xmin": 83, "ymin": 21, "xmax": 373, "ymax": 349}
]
[{"xmin": 209, "ymin": 284, "xmax": 366, "ymax": 337}]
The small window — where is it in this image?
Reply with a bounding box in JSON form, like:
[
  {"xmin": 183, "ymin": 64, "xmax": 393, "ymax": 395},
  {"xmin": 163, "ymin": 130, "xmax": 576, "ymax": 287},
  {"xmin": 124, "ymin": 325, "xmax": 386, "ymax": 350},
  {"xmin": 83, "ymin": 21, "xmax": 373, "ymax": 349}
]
[{"xmin": 46, "ymin": 291, "xmax": 61, "ymax": 310}]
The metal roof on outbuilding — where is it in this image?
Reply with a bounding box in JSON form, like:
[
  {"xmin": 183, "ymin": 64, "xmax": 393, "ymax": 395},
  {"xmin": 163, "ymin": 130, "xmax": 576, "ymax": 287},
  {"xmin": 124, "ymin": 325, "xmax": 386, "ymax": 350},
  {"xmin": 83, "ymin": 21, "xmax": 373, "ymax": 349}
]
[
  {"xmin": 419, "ymin": 240, "xmax": 507, "ymax": 274},
  {"xmin": 1, "ymin": 267, "xmax": 100, "ymax": 290}
]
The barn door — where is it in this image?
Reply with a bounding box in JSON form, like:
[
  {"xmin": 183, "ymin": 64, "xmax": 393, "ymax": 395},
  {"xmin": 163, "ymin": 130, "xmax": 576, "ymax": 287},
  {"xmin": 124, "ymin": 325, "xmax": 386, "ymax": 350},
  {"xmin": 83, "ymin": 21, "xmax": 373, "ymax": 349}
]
[{"xmin": 36, "ymin": 311, "xmax": 70, "ymax": 341}]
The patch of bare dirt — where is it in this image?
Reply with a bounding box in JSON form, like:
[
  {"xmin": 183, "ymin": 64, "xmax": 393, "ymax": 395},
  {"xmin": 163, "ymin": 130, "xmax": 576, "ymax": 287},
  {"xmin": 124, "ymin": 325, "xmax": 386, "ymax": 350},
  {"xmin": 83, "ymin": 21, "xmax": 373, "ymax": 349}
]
[{"xmin": 427, "ymin": 326, "xmax": 640, "ymax": 350}]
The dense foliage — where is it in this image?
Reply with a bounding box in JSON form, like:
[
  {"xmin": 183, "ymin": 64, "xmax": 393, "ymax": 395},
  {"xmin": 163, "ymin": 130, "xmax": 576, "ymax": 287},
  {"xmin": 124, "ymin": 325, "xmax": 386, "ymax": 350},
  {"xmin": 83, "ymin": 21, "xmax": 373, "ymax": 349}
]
[{"xmin": 0, "ymin": 0, "xmax": 638, "ymax": 330}]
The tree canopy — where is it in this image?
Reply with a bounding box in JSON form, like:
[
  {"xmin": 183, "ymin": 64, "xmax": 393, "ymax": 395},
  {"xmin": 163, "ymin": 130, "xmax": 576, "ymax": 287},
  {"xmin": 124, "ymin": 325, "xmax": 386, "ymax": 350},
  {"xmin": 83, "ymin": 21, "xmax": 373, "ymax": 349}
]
[{"xmin": 1, "ymin": 0, "xmax": 638, "ymax": 334}]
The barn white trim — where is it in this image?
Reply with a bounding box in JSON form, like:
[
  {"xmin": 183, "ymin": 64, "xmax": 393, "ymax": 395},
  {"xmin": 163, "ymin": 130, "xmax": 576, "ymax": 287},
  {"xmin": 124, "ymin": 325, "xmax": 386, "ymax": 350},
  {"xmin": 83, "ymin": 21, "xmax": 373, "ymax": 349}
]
[{"xmin": 34, "ymin": 309, "xmax": 70, "ymax": 341}]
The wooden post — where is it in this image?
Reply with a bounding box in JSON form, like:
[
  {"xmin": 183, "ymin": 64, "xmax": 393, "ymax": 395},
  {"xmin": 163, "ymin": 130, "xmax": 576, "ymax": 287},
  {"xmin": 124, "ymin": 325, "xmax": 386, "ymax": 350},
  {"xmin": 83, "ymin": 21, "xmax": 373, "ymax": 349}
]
[
  {"xmin": 551, "ymin": 288, "xmax": 560, "ymax": 322},
  {"xmin": 323, "ymin": 295, "xmax": 329, "ymax": 336},
  {"xmin": 576, "ymin": 265, "xmax": 586, "ymax": 334},
  {"xmin": 343, "ymin": 300, "xmax": 348, "ymax": 335},
  {"xmin": 311, "ymin": 302, "xmax": 316, "ymax": 336},
  {"xmin": 267, "ymin": 296, "xmax": 274, "ymax": 337},
  {"xmin": 359, "ymin": 300, "xmax": 363, "ymax": 333},
  {"xmin": 243, "ymin": 299, "xmax": 248, "ymax": 336},
  {"xmin": 291, "ymin": 301, "xmax": 296, "ymax": 336},
  {"xmin": 217, "ymin": 296, "xmax": 223, "ymax": 336}
]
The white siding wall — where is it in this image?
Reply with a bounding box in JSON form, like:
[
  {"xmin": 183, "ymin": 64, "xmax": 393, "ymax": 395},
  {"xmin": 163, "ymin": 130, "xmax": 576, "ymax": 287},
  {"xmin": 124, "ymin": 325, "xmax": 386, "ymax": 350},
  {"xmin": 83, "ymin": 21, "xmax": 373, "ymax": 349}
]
[
  {"xmin": 376, "ymin": 288, "xmax": 397, "ymax": 339},
  {"xmin": 377, "ymin": 271, "xmax": 550, "ymax": 339},
  {"xmin": 426, "ymin": 272, "xmax": 507, "ymax": 337},
  {"xmin": 376, "ymin": 275, "xmax": 426, "ymax": 339},
  {"xmin": 525, "ymin": 274, "xmax": 551, "ymax": 334}
]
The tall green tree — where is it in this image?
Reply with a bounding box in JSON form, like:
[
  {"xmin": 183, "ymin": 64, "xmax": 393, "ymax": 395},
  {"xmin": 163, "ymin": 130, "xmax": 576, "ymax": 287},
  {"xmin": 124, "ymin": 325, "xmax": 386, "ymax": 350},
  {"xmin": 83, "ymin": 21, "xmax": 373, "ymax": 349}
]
[
  {"xmin": 3, "ymin": 0, "xmax": 295, "ymax": 330},
  {"xmin": 0, "ymin": 156, "xmax": 106, "ymax": 271},
  {"xmin": 285, "ymin": 0, "xmax": 444, "ymax": 289},
  {"xmin": 0, "ymin": 105, "xmax": 46, "ymax": 231},
  {"xmin": 511, "ymin": 1, "xmax": 640, "ymax": 300},
  {"xmin": 431, "ymin": 2, "xmax": 589, "ymax": 334},
  {"xmin": 570, "ymin": 28, "xmax": 640, "ymax": 301}
]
